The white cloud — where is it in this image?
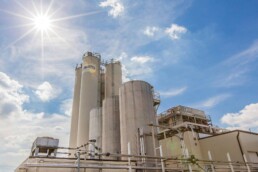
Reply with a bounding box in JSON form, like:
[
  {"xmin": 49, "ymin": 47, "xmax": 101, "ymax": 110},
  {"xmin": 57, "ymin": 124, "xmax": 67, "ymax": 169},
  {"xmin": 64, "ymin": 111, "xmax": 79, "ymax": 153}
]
[
  {"xmin": 143, "ymin": 26, "xmax": 159, "ymax": 37},
  {"xmin": 0, "ymin": 72, "xmax": 29, "ymax": 117},
  {"xmin": 159, "ymin": 86, "xmax": 187, "ymax": 98},
  {"xmin": 165, "ymin": 24, "xmax": 187, "ymax": 40},
  {"xmin": 99, "ymin": 0, "xmax": 124, "ymax": 18},
  {"xmin": 221, "ymin": 103, "xmax": 258, "ymax": 131},
  {"xmin": 0, "ymin": 72, "xmax": 70, "ymax": 171},
  {"xmin": 35, "ymin": 81, "xmax": 60, "ymax": 102},
  {"xmin": 194, "ymin": 94, "xmax": 231, "ymax": 108},
  {"xmin": 131, "ymin": 55, "xmax": 154, "ymax": 64}
]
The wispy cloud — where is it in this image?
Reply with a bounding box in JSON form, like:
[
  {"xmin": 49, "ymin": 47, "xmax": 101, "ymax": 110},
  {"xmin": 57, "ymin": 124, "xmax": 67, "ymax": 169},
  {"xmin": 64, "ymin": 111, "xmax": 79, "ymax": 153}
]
[
  {"xmin": 193, "ymin": 94, "xmax": 231, "ymax": 108},
  {"xmin": 99, "ymin": 0, "xmax": 124, "ymax": 18},
  {"xmin": 214, "ymin": 40, "xmax": 258, "ymax": 87},
  {"xmin": 221, "ymin": 102, "xmax": 258, "ymax": 131},
  {"xmin": 224, "ymin": 40, "xmax": 258, "ymax": 66},
  {"xmin": 159, "ymin": 86, "xmax": 187, "ymax": 98},
  {"xmin": 131, "ymin": 55, "xmax": 154, "ymax": 64},
  {"xmin": 165, "ymin": 24, "xmax": 187, "ymax": 40}
]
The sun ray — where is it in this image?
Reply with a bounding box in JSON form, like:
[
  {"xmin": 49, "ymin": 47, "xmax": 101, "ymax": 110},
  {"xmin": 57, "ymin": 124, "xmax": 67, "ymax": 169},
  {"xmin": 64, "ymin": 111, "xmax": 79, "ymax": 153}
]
[
  {"xmin": 31, "ymin": 0, "xmax": 40, "ymax": 16},
  {"xmin": 40, "ymin": 0, "xmax": 43, "ymax": 15},
  {"xmin": 40, "ymin": 29, "xmax": 45, "ymax": 79},
  {"xmin": 0, "ymin": 9, "xmax": 33, "ymax": 21},
  {"xmin": 48, "ymin": 5, "xmax": 64, "ymax": 18},
  {"xmin": 14, "ymin": 0, "xmax": 35, "ymax": 17},
  {"xmin": 1, "ymin": 23, "xmax": 35, "ymax": 30},
  {"xmin": 5, "ymin": 27, "xmax": 36, "ymax": 49},
  {"xmin": 51, "ymin": 10, "xmax": 103, "ymax": 22},
  {"xmin": 45, "ymin": 0, "xmax": 54, "ymax": 16},
  {"xmin": 48, "ymin": 27, "xmax": 79, "ymax": 53}
]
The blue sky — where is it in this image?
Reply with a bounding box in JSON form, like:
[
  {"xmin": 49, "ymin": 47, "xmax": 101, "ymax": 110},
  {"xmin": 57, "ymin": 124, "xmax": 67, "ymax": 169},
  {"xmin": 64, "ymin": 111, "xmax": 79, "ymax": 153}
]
[{"xmin": 0, "ymin": 0, "xmax": 258, "ymax": 171}]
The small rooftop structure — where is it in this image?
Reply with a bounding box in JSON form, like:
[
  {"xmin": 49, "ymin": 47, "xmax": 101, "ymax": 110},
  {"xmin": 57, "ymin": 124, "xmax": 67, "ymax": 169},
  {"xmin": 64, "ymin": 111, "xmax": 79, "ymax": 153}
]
[{"xmin": 31, "ymin": 137, "xmax": 59, "ymax": 157}]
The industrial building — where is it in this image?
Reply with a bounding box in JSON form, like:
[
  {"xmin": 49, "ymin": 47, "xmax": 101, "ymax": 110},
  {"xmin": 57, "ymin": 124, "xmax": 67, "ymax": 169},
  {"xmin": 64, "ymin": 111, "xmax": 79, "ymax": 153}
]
[{"xmin": 16, "ymin": 52, "xmax": 258, "ymax": 172}]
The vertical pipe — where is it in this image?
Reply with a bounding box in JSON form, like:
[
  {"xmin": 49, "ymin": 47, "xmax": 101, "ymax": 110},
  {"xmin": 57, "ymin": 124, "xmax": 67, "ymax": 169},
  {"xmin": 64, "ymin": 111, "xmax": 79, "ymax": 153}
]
[
  {"xmin": 227, "ymin": 152, "xmax": 234, "ymax": 172},
  {"xmin": 208, "ymin": 151, "xmax": 215, "ymax": 172},
  {"xmin": 77, "ymin": 152, "xmax": 80, "ymax": 172},
  {"xmin": 186, "ymin": 149, "xmax": 192, "ymax": 172},
  {"xmin": 243, "ymin": 154, "xmax": 251, "ymax": 172},
  {"xmin": 152, "ymin": 125, "xmax": 157, "ymax": 157},
  {"xmin": 128, "ymin": 142, "xmax": 132, "ymax": 172},
  {"xmin": 160, "ymin": 146, "xmax": 165, "ymax": 172}
]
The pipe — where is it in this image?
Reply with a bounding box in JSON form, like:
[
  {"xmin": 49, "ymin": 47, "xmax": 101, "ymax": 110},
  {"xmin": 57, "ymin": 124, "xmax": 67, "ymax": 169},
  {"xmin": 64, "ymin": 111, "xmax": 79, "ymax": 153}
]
[
  {"xmin": 25, "ymin": 163, "xmax": 187, "ymax": 170},
  {"xmin": 236, "ymin": 131, "xmax": 245, "ymax": 162}
]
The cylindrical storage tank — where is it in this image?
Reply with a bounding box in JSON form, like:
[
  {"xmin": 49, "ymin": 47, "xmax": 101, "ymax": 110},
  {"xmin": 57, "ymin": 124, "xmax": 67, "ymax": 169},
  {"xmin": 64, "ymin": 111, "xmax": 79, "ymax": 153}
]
[
  {"xmin": 89, "ymin": 108, "xmax": 102, "ymax": 151},
  {"xmin": 102, "ymin": 61, "xmax": 122, "ymax": 157},
  {"xmin": 102, "ymin": 96, "xmax": 120, "ymax": 156},
  {"xmin": 77, "ymin": 52, "xmax": 100, "ymax": 147},
  {"xmin": 69, "ymin": 65, "xmax": 82, "ymax": 156},
  {"xmin": 119, "ymin": 80, "xmax": 158, "ymax": 157},
  {"xmin": 105, "ymin": 61, "xmax": 122, "ymax": 97}
]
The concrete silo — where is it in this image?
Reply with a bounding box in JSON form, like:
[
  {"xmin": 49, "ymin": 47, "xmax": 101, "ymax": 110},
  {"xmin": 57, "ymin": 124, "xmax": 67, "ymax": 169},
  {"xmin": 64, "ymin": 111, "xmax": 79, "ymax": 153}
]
[
  {"xmin": 69, "ymin": 65, "xmax": 82, "ymax": 152},
  {"xmin": 119, "ymin": 80, "xmax": 158, "ymax": 157},
  {"xmin": 77, "ymin": 52, "xmax": 100, "ymax": 147},
  {"xmin": 102, "ymin": 61, "xmax": 122, "ymax": 155}
]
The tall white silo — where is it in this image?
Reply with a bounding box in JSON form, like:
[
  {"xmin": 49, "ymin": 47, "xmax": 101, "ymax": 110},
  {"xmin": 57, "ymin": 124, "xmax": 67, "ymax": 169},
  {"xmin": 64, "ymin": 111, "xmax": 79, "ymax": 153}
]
[
  {"xmin": 102, "ymin": 61, "xmax": 122, "ymax": 155},
  {"xmin": 119, "ymin": 80, "xmax": 158, "ymax": 157},
  {"xmin": 69, "ymin": 65, "xmax": 82, "ymax": 153},
  {"xmin": 77, "ymin": 52, "xmax": 100, "ymax": 147}
]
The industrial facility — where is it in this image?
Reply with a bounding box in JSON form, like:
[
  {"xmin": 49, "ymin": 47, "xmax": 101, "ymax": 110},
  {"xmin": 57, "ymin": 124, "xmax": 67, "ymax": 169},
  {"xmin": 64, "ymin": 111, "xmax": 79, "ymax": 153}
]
[{"xmin": 16, "ymin": 52, "xmax": 258, "ymax": 172}]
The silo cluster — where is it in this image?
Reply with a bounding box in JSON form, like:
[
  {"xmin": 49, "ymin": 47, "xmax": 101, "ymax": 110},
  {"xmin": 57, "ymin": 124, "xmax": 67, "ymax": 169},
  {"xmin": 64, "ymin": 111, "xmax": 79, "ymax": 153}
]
[{"xmin": 69, "ymin": 52, "xmax": 158, "ymax": 158}]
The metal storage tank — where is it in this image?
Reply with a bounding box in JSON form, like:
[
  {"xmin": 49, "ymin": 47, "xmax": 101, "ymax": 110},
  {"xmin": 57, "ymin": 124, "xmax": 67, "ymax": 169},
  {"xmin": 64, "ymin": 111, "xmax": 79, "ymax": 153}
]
[
  {"xmin": 89, "ymin": 108, "xmax": 102, "ymax": 150},
  {"xmin": 119, "ymin": 80, "xmax": 158, "ymax": 157},
  {"xmin": 77, "ymin": 52, "xmax": 100, "ymax": 147},
  {"xmin": 69, "ymin": 65, "xmax": 82, "ymax": 154},
  {"xmin": 102, "ymin": 61, "xmax": 122, "ymax": 156}
]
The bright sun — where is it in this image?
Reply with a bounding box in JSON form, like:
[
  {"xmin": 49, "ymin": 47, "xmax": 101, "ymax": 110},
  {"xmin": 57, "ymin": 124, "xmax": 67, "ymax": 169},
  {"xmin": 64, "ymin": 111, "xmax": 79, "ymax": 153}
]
[
  {"xmin": 33, "ymin": 15, "xmax": 52, "ymax": 31},
  {"xmin": 3, "ymin": 0, "xmax": 101, "ymax": 59}
]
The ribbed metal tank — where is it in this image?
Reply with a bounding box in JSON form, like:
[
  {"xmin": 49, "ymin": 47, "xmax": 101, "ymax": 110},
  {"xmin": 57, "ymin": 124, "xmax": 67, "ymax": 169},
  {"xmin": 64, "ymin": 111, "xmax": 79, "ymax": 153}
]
[
  {"xmin": 119, "ymin": 80, "xmax": 157, "ymax": 156},
  {"xmin": 102, "ymin": 61, "xmax": 122, "ymax": 155},
  {"xmin": 69, "ymin": 65, "xmax": 82, "ymax": 153},
  {"xmin": 89, "ymin": 108, "xmax": 102, "ymax": 151},
  {"xmin": 77, "ymin": 52, "xmax": 100, "ymax": 147}
]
